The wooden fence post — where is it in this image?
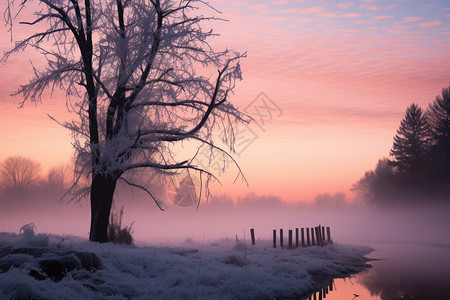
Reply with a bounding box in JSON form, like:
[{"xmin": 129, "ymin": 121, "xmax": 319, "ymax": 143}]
[
  {"xmin": 306, "ymin": 227, "xmax": 310, "ymax": 246},
  {"xmin": 301, "ymin": 228, "xmax": 305, "ymax": 247},
  {"xmin": 311, "ymin": 228, "xmax": 315, "ymax": 246},
  {"xmin": 327, "ymin": 227, "xmax": 331, "ymax": 244},
  {"xmin": 273, "ymin": 229, "xmax": 276, "ymax": 248},
  {"xmin": 318, "ymin": 226, "xmax": 323, "ymax": 247},
  {"xmin": 280, "ymin": 229, "xmax": 284, "ymax": 248},
  {"xmin": 295, "ymin": 228, "xmax": 299, "ymax": 248},
  {"xmin": 250, "ymin": 228, "xmax": 255, "ymax": 246},
  {"xmin": 321, "ymin": 226, "xmax": 325, "ymax": 245},
  {"xmin": 314, "ymin": 227, "xmax": 320, "ymax": 247},
  {"xmin": 288, "ymin": 229, "xmax": 293, "ymax": 249}
]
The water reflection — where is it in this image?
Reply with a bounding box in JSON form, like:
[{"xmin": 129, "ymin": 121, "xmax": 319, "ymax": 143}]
[
  {"xmin": 306, "ymin": 242, "xmax": 450, "ymax": 300},
  {"xmin": 306, "ymin": 277, "xmax": 382, "ymax": 300},
  {"xmin": 307, "ymin": 280, "xmax": 334, "ymax": 300},
  {"xmin": 357, "ymin": 242, "xmax": 450, "ymax": 300}
]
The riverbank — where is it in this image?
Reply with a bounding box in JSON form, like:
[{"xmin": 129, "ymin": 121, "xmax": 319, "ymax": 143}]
[{"xmin": 0, "ymin": 231, "xmax": 372, "ymax": 299}]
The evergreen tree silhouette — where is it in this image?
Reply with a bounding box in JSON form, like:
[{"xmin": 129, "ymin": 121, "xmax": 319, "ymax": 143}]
[
  {"xmin": 426, "ymin": 86, "xmax": 450, "ymax": 179},
  {"xmin": 389, "ymin": 103, "xmax": 430, "ymax": 178}
]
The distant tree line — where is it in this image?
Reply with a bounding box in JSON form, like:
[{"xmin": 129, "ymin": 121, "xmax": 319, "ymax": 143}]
[
  {"xmin": 0, "ymin": 156, "xmax": 69, "ymax": 200},
  {"xmin": 353, "ymin": 86, "xmax": 450, "ymax": 204}
]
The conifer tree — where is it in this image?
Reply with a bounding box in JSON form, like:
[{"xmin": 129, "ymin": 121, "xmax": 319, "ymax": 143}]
[
  {"xmin": 426, "ymin": 86, "xmax": 450, "ymax": 178},
  {"xmin": 389, "ymin": 103, "xmax": 430, "ymax": 176}
]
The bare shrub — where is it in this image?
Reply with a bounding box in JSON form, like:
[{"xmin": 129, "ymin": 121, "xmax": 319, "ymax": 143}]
[
  {"xmin": 107, "ymin": 206, "xmax": 134, "ymax": 246},
  {"xmin": 19, "ymin": 223, "xmax": 36, "ymax": 238}
]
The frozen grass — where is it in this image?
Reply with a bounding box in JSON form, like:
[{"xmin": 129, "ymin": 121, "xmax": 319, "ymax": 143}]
[
  {"xmin": 107, "ymin": 206, "xmax": 134, "ymax": 246},
  {"xmin": 0, "ymin": 230, "xmax": 372, "ymax": 299}
]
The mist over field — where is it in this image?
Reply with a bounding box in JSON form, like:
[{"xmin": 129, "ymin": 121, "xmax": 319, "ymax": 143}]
[{"xmin": 1, "ymin": 186, "xmax": 449, "ymax": 247}]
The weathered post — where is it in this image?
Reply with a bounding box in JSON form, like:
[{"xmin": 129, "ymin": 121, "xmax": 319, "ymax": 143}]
[
  {"xmin": 273, "ymin": 229, "xmax": 276, "ymax": 248},
  {"xmin": 315, "ymin": 226, "xmax": 321, "ymax": 247},
  {"xmin": 295, "ymin": 228, "xmax": 299, "ymax": 248},
  {"xmin": 288, "ymin": 229, "xmax": 293, "ymax": 249},
  {"xmin": 318, "ymin": 226, "xmax": 322, "ymax": 246},
  {"xmin": 322, "ymin": 226, "xmax": 325, "ymax": 245},
  {"xmin": 250, "ymin": 228, "xmax": 255, "ymax": 246},
  {"xmin": 317, "ymin": 226, "xmax": 323, "ymax": 247},
  {"xmin": 314, "ymin": 227, "xmax": 319, "ymax": 247},
  {"xmin": 306, "ymin": 227, "xmax": 310, "ymax": 246},
  {"xmin": 280, "ymin": 229, "xmax": 284, "ymax": 248},
  {"xmin": 301, "ymin": 228, "xmax": 305, "ymax": 247},
  {"xmin": 311, "ymin": 228, "xmax": 315, "ymax": 246},
  {"xmin": 327, "ymin": 227, "xmax": 332, "ymax": 244}
]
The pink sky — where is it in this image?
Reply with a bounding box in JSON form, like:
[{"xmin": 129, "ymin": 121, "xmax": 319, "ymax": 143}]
[{"xmin": 1, "ymin": 0, "xmax": 449, "ymax": 203}]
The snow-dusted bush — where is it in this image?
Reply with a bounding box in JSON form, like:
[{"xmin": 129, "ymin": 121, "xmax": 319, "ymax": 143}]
[
  {"xmin": 19, "ymin": 223, "xmax": 36, "ymax": 239},
  {"xmin": 107, "ymin": 206, "xmax": 134, "ymax": 246}
]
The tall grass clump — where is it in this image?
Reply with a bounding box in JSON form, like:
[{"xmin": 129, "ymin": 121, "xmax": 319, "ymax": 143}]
[{"xmin": 107, "ymin": 206, "xmax": 134, "ymax": 245}]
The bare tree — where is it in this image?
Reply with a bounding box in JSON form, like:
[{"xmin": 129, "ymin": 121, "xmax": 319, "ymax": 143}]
[
  {"xmin": 0, "ymin": 156, "xmax": 42, "ymax": 197},
  {"xmin": 3, "ymin": 0, "xmax": 247, "ymax": 242},
  {"xmin": 47, "ymin": 163, "xmax": 69, "ymax": 190}
]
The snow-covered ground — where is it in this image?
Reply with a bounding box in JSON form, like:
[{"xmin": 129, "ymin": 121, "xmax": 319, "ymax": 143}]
[{"xmin": 0, "ymin": 229, "xmax": 372, "ymax": 299}]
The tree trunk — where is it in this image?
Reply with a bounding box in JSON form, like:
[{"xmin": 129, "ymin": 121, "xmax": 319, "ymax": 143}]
[{"xmin": 89, "ymin": 174, "xmax": 117, "ymax": 243}]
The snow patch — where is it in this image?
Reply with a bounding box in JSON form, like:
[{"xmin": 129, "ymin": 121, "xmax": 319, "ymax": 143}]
[{"xmin": 0, "ymin": 231, "xmax": 372, "ymax": 299}]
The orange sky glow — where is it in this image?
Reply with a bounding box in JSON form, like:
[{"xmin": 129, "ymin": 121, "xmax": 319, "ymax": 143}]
[{"xmin": 1, "ymin": 0, "xmax": 449, "ymax": 203}]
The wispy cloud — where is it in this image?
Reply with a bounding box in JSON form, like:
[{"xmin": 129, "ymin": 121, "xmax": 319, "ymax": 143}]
[
  {"xmin": 298, "ymin": 7, "xmax": 325, "ymax": 14},
  {"xmin": 273, "ymin": 0, "xmax": 289, "ymax": 5},
  {"xmin": 360, "ymin": 4, "xmax": 382, "ymax": 11},
  {"xmin": 355, "ymin": 20, "xmax": 378, "ymax": 24},
  {"xmin": 294, "ymin": 18, "xmax": 314, "ymax": 23},
  {"xmin": 374, "ymin": 15, "xmax": 395, "ymax": 20},
  {"xmin": 418, "ymin": 21, "xmax": 443, "ymax": 27},
  {"xmin": 279, "ymin": 8, "xmax": 298, "ymax": 13},
  {"xmin": 268, "ymin": 17, "xmax": 292, "ymax": 22},
  {"xmin": 402, "ymin": 16, "xmax": 424, "ymax": 23},
  {"xmin": 336, "ymin": 2, "xmax": 354, "ymax": 8},
  {"xmin": 341, "ymin": 13, "xmax": 362, "ymax": 18},
  {"xmin": 229, "ymin": 1, "xmax": 245, "ymax": 7},
  {"xmin": 248, "ymin": 4, "xmax": 267, "ymax": 10},
  {"xmin": 319, "ymin": 12, "xmax": 338, "ymax": 18},
  {"xmin": 393, "ymin": 24, "xmax": 412, "ymax": 29}
]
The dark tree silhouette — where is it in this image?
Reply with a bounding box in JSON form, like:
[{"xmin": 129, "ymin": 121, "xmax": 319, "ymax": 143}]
[
  {"xmin": 354, "ymin": 91, "xmax": 450, "ymax": 204},
  {"xmin": 0, "ymin": 156, "xmax": 41, "ymax": 198},
  {"xmin": 352, "ymin": 158, "xmax": 397, "ymax": 203},
  {"xmin": 389, "ymin": 103, "xmax": 430, "ymax": 177},
  {"xmin": 3, "ymin": 0, "xmax": 246, "ymax": 242},
  {"xmin": 426, "ymin": 86, "xmax": 450, "ymax": 179}
]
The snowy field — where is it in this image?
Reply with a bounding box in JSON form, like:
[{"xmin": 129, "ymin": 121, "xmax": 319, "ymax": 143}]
[{"xmin": 0, "ymin": 229, "xmax": 372, "ymax": 299}]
